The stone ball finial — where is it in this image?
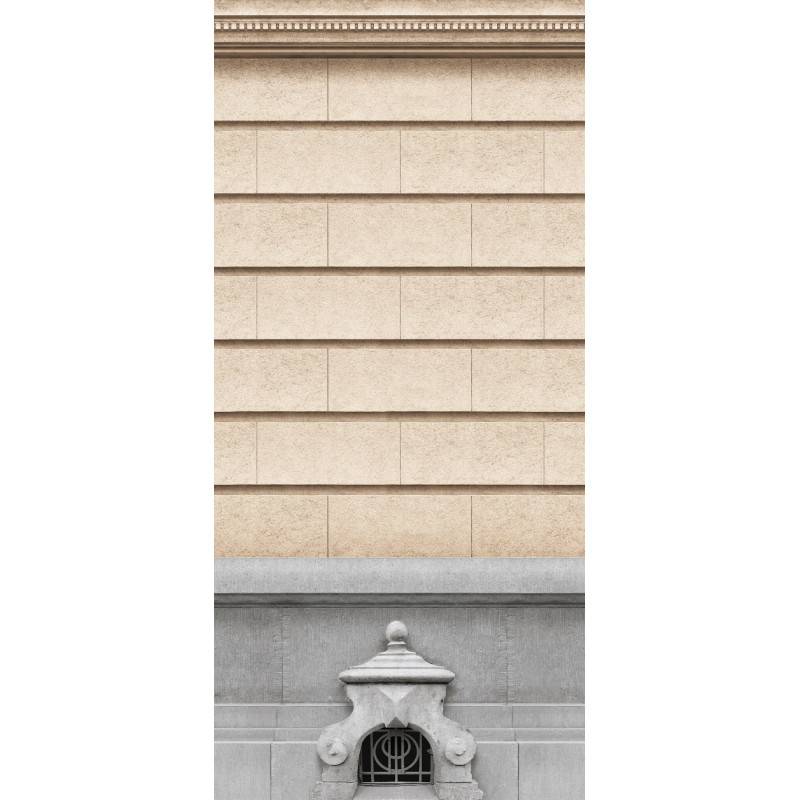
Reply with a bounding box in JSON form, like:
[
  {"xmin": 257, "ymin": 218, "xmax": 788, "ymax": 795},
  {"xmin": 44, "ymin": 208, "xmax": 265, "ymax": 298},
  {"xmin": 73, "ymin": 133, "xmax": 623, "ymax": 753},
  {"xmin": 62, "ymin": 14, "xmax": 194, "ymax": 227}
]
[{"xmin": 385, "ymin": 620, "xmax": 408, "ymax": 643}]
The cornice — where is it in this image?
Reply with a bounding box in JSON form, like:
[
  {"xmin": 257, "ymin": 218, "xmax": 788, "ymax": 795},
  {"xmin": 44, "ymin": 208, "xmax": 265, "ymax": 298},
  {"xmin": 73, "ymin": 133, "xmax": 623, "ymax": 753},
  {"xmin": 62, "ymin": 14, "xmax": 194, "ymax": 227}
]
[
  {"xmin": 214, "ymin": 15, "xmax": 585, "ymax": 58},
  {"xmin": 215, "ymin": 19, "xmax": 584, "ymax": 32}
]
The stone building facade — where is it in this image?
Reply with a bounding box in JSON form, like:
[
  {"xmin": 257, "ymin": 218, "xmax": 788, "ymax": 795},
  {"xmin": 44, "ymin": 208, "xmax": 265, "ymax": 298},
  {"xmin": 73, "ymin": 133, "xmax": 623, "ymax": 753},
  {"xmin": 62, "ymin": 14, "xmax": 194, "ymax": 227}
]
[{"xmin": 214, "ymin": 3, "xmax": 585, "ymax": 798}]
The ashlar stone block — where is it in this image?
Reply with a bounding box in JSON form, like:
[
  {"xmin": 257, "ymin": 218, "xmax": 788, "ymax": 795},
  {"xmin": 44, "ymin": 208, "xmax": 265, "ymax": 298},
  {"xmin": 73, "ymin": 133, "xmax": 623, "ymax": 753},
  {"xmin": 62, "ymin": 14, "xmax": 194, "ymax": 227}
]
[
  {"xmin": 401, "ymin": 276, "xmax": 544, "ymax": 340},
  {"xmin": 472, "ymin": 59, "xmax": 584, "ymax": 121},
  {"xmin": 215, "ymin": 58, "xmax": 327, "ymax": 121},
  {"xmin": 257, "ymin": 276, "xmax": 400, "ymax": 339},
  {"xmin": 215, "ymin": 202, "xmax": 327, "ymax": 267},
  {"xmin": 258, "ymin": 128, "xmax": 400, "ymax": 194},
  {"xmin": 401, "ymin": 422, "xmax": 544, "ymax": 485},
  {"xmin": 328, "ymin": 203, "xmax": 471, "ymax": 267},
  {"xmin": 328, "ymin": 348, "xmax": 471, "ymax": 411},
  {"xmin": 328, "ymin": 58, "xmax": 471, "ymax": 121},
  {"xmin": 401, "ymin": 129, "xmax": 543, "ymax": 194}
]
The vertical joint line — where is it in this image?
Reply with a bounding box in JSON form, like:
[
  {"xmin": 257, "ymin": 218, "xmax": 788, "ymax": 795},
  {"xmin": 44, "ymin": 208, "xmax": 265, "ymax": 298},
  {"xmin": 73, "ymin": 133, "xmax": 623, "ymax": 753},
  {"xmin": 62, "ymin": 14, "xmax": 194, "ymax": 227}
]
[
  {"xmin": 469, "ymin": 348, "xmax": 473, "ymax": 411},
  {"xmin": 469, "ymin": 58, "xmax": 473, "ymax": 121},
  {"xmin": 542, "ymin": 419, "xmax": 547, "ymax": 484},
  {"xmin": 469, "ymin": 203, "xmax": 473, "ymax": 267},
  {"xmin": 399, "ymin": 276, "xmax": 403, "ymax": 339},
  {"xmin": 253, "ymin": 128, "xmax": 259, "ymax": 192},
  {"xmin": 398, "ymin": 129, "xmax": 403, "ymax": 193},
  {"xmin": 542, "ymin": 127, "xmax": 546, "ymax": 193},
  {"xmin": 542, "ymin": 275, "xmax": 547, "ymax": 339},
  {"xmin": 469, "ymin": 495, "xmax": 473, "ymax": 556},
  {"xmin": 326, "ymin": 59, "xmax": 330, "ymax": 121},
  {"xmin": 398, "ymin": 421, "xmax": 403, "ymax": 485},
  {"xmin": 254, "ymin": 276, "xmax": 259, "ymax": 339}
]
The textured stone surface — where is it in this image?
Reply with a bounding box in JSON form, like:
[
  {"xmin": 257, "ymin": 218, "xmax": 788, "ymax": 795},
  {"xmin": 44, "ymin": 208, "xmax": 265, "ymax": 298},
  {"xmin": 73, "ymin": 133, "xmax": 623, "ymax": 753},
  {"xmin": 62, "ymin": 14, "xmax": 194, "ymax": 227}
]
[
  {"xmin": 256, "ymin": 421, "xmax": 400, "ymax": 484},
  {"xmin": 257, "ymin": 128, "xmax": 400, "ymax": 194},
  {"xmin": 257, "ymin": 276, "xmax": 399, "ymax": 339},
  {"xmin": 271, "ymin": 742, "xmax": 321, "ymax": 800},
  {"xmin": 471, "ymin": 348, "xmax": 584, "ymax": 411},
  {"xmin": 401, "ymin": 421, "xmax": 544, "ymax": 485},
  {"xmin": 507, "ymin": 608, "xmax": 584, "ymax": 703},
  {"xmin": 216, "ymin": 705, "xmax": 280, "ymax": 729},
  {"xmin": 472, "ymin": 59, "xmax": 585, "ymax": 121},
  {"xmin": 471, "ymin": 742, "xmax": 519, "ymax": 800},
  {"xmin": 472, "ymin": 201, "xmax": 584, "ymax": 267},
  {"xmin": 471, "ymin": 495, "xmax": 584, "ymax": 557},
  {"xmin": 215, "ymin": 276, "xmax": 257, "ymax": 340},
  {"xmin": 215, "ymin": 494, "xmax": 328, "ymax": 557},
  {"xmin": 328, "ymin": 349, "xmax": 471, "ymax": 411},
  {"xmin": 518, "ymin": 742, "xmax": 584, "ymax": 800},
  {"xmin": 401, "ymin": 129, "xmax": 543, "ymax": 194},
  {"xmin": 215, "ymin": 421, "xmax": 257, "ymax": 485},
  {"xmin": 215, "ymin": 348, "xmax": 327, "ymax": 411},
  {"xmin": 545, "ymin": 276, "xmax": 585, "ymax": 340},
  {"xmin": 328, "ymin": 495, "xmax": 472, "ymax": 557},
  {"xmin": 215, "ymin": 557, "xmax": 585, "ymax": 596},
  {"xmin": 328, "ymin": 58, "xmax": 472, "ymax": 121},
  {"xmin": 328, "ymin": 203, "xmax": 471, "ymax": 267},
  {"xmin": 544, "ymin": 421, "xmax": 585, "ymax": 485},
  {"xmin": 215, "ymin": 58, "xmax": 327, "ymax": 121},
  {"xmin": 215, "ymin": 202, "xmax": 327, "ymax": 267},
  {"xmin": 215, "ymin": 742, "xmax": 271, "ymax": 800},
  {"xmin": 401, "ymin": 276, "xmax": 543, "ymax": 340},
  {"xmin": 215, "ymin": 128, "xmax": 257, "ymax": 193},
  {"xmin": 215, "ymin": 606, "xmax": 283, "ymax": 702},
  {"xmin": 544, "ymin": 128, "xmax": 585, "ymax": 194},
  {"xmin": 215, "ymin": 604, "xmax": 584, "ymax": 704},
  {"xmin": 512, "ymin": 704, "xmax": 584, "ymax": 729}
]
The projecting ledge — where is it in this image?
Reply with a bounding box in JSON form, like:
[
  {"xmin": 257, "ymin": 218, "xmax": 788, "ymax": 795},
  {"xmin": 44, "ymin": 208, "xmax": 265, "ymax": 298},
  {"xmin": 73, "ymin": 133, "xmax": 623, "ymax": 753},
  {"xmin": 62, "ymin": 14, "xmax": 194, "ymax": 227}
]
[{"xmin": 215, "ymin": 557, "xmax": 584, "ymax": 606}]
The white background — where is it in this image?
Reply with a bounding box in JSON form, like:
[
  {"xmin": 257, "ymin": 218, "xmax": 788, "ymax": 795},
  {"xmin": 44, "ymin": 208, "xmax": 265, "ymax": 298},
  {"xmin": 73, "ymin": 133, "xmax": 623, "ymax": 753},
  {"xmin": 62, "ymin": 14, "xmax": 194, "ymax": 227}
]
[{"xmin": 2, "ymin": 1, "xmax": 799, "ymax": 797}]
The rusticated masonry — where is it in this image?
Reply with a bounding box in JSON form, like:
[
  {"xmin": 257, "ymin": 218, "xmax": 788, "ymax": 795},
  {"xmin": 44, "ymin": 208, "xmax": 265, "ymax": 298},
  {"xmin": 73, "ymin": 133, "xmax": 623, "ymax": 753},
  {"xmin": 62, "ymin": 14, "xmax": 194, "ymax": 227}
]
[{"xmin": 313, "ymin": 621, "xmax": 484, "ymax": 800}]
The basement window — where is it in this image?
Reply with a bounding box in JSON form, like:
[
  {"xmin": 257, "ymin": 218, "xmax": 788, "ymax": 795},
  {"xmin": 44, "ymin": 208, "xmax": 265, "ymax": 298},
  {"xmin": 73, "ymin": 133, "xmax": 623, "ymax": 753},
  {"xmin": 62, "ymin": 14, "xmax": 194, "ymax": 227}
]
[{"xmin": 359, "ymin": 728, "xmax": 433, "ymax": 784}]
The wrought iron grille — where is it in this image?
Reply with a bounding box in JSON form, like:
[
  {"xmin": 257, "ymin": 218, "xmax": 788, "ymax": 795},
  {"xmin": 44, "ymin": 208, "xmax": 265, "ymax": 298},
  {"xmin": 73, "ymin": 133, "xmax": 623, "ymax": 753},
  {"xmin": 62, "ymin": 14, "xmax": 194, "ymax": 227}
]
[{"xmin": 359, "ymin": 728, "xmax": 433, "ymax": 784}]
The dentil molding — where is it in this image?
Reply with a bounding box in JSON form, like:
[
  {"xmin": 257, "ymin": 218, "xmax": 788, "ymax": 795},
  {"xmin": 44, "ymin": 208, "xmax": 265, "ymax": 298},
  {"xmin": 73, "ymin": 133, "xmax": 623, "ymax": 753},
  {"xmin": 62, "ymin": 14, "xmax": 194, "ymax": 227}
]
[{"xmin": 215, "ymin": 12, "xmax": 585, "ymax": 57}]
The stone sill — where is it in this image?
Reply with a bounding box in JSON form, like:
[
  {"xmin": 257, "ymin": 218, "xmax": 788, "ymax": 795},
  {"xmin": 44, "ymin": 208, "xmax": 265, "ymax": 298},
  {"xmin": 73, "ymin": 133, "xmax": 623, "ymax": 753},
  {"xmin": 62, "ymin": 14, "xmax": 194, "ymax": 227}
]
[{"xmin": 215, "ymin": 557, "xmax": 584, "ymax": 606}]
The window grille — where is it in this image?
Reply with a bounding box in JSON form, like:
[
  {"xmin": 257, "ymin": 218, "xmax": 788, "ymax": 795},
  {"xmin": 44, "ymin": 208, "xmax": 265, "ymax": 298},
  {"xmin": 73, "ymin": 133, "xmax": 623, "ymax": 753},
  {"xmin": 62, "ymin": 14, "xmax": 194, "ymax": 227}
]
[{"xmin": 359, "ymin": 728, "xmax": 433, "ymax": 784}]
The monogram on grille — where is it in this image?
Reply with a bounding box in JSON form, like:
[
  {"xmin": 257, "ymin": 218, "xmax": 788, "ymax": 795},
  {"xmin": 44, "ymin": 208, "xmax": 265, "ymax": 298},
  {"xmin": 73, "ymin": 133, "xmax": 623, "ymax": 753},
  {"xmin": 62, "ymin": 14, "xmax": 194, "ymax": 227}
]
[{"xmin": 359, "ymin": 729, "xmax": 433, "ymax": 784}]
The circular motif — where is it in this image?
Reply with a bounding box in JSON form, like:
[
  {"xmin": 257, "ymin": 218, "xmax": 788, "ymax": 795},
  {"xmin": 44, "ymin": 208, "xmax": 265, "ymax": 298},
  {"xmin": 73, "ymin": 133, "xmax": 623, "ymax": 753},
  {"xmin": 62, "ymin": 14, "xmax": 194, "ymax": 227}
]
[
  {"xmin": 385, "ymin": 620, "xmax": 408, "ymax": 643},
  {"xmin": 373, "ymin": 730, "xmax": 420, "ymax": 773},
  {"xmin": 445, "ymin": 735, "xmax": 476, "ymax": 766},
  {"xmin": 317, "ymin": 735, "xmax": 348, "ymax": 766}
]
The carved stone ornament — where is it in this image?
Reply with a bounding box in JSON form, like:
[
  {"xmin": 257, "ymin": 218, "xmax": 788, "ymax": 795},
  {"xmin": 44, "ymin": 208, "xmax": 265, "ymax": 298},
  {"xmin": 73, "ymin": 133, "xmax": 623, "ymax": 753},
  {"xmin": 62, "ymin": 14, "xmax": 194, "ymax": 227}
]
[
  {"xmin": 312, "ymin": 621, "xmax": 484, "ymax": 800},
  {"xmin": 214, "ymin": 3, "xmax": 585, "ymax": 58}
]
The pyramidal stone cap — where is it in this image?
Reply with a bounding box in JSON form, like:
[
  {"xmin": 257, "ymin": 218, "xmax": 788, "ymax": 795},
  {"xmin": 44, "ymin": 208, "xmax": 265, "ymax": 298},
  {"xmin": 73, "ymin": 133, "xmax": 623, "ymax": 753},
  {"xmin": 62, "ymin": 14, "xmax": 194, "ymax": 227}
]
[{"xmin": 339, "ymin": 621, "xmax": 455, "ymax": 685}]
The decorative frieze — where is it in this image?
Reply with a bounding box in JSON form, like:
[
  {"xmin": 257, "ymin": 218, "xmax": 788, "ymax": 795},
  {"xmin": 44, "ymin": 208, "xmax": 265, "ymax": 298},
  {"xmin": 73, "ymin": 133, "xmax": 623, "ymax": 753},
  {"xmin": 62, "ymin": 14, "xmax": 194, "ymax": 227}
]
[{"xmin": 214, "ymin": 13, "xmax": 586, "ymax": 57}]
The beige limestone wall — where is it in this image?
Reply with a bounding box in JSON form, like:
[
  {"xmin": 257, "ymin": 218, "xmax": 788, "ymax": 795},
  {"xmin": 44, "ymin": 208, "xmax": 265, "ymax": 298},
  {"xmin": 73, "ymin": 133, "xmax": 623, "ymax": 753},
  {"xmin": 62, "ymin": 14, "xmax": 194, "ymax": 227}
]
[{"xmin": 215, "ymin": 55, "xmax": 584, "ymax": 558}]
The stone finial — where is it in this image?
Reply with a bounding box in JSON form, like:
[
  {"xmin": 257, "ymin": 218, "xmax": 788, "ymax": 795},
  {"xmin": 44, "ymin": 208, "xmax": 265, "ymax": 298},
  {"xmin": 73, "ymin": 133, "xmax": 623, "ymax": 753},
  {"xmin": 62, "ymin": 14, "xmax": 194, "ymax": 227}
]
[
  {"xmin": 338, "ymin": 620, "xmax": 454, "ymax": 684},
  {"xmin": 385, "ymin": 620, "xmax": 408, "ymax": 645}
]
